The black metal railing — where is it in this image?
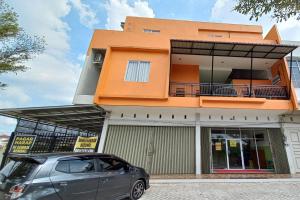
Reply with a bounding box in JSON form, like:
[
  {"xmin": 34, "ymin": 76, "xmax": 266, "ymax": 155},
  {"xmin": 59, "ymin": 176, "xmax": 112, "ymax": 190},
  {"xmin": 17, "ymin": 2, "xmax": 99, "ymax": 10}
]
[{"xmin": 169, "ymin": 82, "xmax": 288, "ymax": 99}]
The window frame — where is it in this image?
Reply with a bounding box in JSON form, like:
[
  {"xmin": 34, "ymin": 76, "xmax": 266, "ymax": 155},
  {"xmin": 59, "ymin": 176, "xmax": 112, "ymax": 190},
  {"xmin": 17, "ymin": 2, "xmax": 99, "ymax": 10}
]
[
  {"xmin": 291, "ymin": 59, "xmax": 300, "ymax": 88},
  {"xmin": 55, "ymin": 156, "xmax": 98, "ymax": 174},
  {"xmin": 124, "ymin": 60, "xmax": 151, "ymax": 83},
  {"xmin": 143, "ymin": 29, "xmax": 160, "ymax": 33},
  {"xmin": 96, "ymin": 156, "xmax": 130, "ymax": 172}
]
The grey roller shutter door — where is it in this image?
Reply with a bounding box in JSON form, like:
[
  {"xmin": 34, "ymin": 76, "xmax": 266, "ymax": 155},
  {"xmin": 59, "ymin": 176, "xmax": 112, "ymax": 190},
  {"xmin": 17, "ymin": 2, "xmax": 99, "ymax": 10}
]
[
  {"xmin": 268, "ymin": 128, "xmax": 290, "ymax": 174},
  {"xmin": 104, "ymin": 125, "xmax": 195, "ymax": 174},
  {"xmin": 201, "ymin": 127, "xmax": 211, "ymax": 174}
]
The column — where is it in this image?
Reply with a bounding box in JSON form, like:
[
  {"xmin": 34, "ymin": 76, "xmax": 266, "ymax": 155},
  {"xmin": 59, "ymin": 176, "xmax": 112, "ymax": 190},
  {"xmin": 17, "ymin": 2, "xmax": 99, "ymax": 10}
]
[
  {"xmin": 282, "ymin": 125, "xmax": 296, "ymax": 174},
  {"xmin": 97, "ymin": 115, "xmax": 110, "ymax": 153},
  {"xmin": 195, "ymin": 113, "xmax": 201, "ymax": 175}
]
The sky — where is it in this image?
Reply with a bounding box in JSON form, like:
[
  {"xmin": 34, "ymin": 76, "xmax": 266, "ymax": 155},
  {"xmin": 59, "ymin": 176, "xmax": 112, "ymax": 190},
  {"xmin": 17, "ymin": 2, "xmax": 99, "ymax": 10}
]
[{"xmin": 0, "ymin": 0, "xmax": 300, "ymax": 134}]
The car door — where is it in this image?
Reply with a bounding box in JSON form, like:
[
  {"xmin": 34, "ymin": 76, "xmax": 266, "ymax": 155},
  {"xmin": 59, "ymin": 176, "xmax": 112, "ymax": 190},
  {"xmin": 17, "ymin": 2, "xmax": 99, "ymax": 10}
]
[
  {"xmin": 96, "ymin": 156, "xmax": 131, "ymax": 200},
  {"xmin": 50, "ymin": 156, "xmax": 100, "ymax": 200}
]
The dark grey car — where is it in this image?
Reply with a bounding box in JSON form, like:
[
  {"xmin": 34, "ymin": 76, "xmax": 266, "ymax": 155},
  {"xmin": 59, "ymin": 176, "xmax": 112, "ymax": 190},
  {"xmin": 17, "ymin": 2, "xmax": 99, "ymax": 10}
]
[{"xmin": 0, "ymin": 153, "xmax": 150, "ymax": 200}]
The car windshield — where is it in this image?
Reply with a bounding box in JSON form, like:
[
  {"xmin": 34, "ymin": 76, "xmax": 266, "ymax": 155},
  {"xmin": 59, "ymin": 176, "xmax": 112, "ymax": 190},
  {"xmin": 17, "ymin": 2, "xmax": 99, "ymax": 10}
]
[{"xmin": 0, "ymin": 160, "xmax": 38, "ymax": 182}]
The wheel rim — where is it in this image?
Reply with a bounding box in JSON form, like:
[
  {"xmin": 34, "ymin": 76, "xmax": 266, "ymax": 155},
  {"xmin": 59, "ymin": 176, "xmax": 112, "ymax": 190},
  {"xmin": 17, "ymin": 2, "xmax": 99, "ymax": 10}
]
[{"xmin": 133, "ymin": 182, "xmax": 144, "ymax": 198}]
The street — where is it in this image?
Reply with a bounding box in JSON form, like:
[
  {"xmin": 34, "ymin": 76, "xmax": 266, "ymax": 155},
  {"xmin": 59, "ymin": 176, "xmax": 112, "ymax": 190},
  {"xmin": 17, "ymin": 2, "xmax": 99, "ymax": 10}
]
[{"xmin": 140, "ymin": 180, "xmax": 300, "ymax": 200}]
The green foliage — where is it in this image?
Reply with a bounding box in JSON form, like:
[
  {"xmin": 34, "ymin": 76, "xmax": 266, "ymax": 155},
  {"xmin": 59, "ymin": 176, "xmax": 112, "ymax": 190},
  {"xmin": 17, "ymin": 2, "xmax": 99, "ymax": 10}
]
[
  {"xmin": 234, "ymin": 0, "xmax": 300, "ymax": 22},
  {"xmin": 0, "ymin": 0, "xmax": 45, "ymax": 88}
]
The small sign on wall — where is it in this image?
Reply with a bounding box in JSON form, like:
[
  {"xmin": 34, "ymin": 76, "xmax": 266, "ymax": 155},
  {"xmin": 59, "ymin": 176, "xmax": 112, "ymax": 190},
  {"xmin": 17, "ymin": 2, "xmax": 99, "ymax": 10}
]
[
  {"xmin": 74, "ymin": 136, "xmax": 98, "ymax": 152},
  {"xmin": 215, "ymin": 142, "xmax": 222, "ymax": 151},
  {"xmin": 9, "ymin": 135, "xmax": 37, "ymax": 154},
  {"xmin": 229, "ymin": 140, "xmax": 237, "ymax": 148}
]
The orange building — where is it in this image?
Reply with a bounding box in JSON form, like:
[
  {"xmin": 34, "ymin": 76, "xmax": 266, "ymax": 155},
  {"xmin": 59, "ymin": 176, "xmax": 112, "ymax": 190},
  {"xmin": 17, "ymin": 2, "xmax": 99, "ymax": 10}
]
[
  {"xmin": 1, "ymin": 17, "xmax": 298, "ymax": 176},
  {"xmin": 72, "ymin": 16, "xmax": 300, "ymax": 175}
]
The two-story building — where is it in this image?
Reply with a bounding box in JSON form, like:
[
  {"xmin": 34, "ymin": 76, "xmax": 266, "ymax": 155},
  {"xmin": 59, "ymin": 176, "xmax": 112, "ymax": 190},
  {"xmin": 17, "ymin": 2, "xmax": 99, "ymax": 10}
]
[
  {"xmin": 0, "ymin": 17, "xmax": 298, "ymax": 176},
  {"xmin": 73, "ymin": 17, "xmax": 298, "ymax": 175}
]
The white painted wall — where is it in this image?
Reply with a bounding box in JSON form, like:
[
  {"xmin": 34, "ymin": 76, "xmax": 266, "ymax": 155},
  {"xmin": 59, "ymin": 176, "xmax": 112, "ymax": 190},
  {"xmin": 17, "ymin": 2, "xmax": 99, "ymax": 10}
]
[
  {"xmin": 73, "ymin": 51, "xmax": 103, "ymax": 104},
  {"xmin": 98, "ymin": 106, "xmax": 290, "ymax": 174}
]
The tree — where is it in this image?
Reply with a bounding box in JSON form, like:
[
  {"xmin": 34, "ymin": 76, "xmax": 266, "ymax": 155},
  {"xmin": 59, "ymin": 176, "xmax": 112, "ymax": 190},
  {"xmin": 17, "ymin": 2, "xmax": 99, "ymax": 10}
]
[
  {"xmin": 0, "ymin": 0, "xmax": 45, "ymax": 88},
  {"xmin": 234, "ymin": 0, "xmax": 300, "ymax": 22}
]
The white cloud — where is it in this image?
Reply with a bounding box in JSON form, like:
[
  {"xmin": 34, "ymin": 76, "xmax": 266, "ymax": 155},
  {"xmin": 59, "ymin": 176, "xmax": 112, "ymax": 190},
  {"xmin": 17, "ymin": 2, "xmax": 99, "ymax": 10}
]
[
  {"xmin": 0, "ymin": 0, "xmax": 83, "ymax": 132},
  {"xmin": 210, "ymin": 0, "xmax": 300, "ymax": 41},
  {"xmin": 105, "ymin": 0, "xmax": 155, "ymax": 30},
  {"xmin": 77, "ymin": 53, "xmax": 86, "ymax": 62},
  {"xmin": 2, "ymin": 0, "xmax": 81, "ymax": 106},
  {"xmin": 0, "ymin": 86, "xmax": 31, "ymax": 106},
  {"xmin": 70, "ymin": 0, "xmax": 99, "ymax": 29}
]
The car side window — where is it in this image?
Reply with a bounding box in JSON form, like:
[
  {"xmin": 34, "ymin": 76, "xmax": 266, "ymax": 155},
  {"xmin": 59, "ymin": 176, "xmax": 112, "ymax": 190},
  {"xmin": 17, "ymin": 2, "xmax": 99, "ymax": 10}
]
[
  {"xmin": 99, "ymin": 157, "xmax": 128, "ymax": 172},
  {"xmin": 70, "ymin": 159, "xmax": 95, "ymax": 173},
  {"xmin": 55, "ymin": 160, "xmax": 69, "ymax": 173},
  {"xmin": 55, "ymin": 158, "xmax": 95, "ymax": 173}
]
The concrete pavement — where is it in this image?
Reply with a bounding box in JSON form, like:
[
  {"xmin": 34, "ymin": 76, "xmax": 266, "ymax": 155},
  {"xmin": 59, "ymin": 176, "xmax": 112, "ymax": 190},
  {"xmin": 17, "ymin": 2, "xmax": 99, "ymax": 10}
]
[{"xmin": 140, "ymin": 179, "xmax": 300, "ymax": 200}]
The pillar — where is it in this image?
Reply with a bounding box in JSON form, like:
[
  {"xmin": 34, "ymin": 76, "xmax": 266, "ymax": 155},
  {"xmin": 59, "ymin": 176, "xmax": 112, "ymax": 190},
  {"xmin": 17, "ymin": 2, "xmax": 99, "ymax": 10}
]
[
  {"xmin": 195, "ymin": 113, "xmax": 201, "ymax": 174},
  {"xmin": 97, "ymin": 115, "xmax": 110, "ymax": 153}
]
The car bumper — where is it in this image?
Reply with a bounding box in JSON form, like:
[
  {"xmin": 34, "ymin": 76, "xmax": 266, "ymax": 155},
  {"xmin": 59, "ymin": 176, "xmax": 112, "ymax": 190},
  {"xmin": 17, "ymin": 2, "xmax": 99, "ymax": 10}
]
[{"xmin": 145, "ymin": 176, "xmax": 150, "ymax": 190}]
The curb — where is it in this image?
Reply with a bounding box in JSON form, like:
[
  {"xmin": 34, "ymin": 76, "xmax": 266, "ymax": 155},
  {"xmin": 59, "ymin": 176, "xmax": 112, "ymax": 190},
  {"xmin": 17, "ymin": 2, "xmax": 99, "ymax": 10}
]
[{"xmin": 150, "ymin": 179, "xmax": 300, "ymax": 184}]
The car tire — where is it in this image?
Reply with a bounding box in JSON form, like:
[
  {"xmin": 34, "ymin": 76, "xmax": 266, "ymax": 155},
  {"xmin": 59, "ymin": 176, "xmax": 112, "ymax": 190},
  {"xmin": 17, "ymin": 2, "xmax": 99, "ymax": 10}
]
[{"xmin": 130, "ymin": 180, "xmax": 145, "ymax": 200}]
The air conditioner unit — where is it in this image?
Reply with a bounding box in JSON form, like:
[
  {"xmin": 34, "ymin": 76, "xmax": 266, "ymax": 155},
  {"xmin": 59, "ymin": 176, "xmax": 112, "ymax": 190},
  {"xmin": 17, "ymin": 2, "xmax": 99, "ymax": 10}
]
[{"xmin": 93, "ymin": 53, "xmax": 103, "ymax": 64}]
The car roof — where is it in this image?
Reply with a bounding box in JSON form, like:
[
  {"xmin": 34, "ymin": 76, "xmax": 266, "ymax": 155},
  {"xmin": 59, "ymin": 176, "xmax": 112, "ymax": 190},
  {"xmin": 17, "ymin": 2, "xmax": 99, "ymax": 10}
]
[{"xmin": 8, "ymin": 152, "xmax": 115, "ymax": 162}]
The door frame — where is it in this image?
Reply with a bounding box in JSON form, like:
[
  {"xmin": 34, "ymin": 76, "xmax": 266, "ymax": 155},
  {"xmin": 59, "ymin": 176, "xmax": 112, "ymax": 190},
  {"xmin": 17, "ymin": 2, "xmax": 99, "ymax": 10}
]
[{"xmin": 225, "ymin": 138, "xmax": 245, "ymax": 170}]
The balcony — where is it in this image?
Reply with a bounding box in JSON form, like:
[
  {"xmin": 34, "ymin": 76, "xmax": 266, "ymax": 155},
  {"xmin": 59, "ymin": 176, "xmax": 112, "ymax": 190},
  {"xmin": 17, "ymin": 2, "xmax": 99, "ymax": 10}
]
[
  {"xmin": 169, "ymin": 82, "xmax": 288, "ymax": 99},
  {"xmin": 169, "ymin": 40, "xmax": 297, "ymax": 102}
]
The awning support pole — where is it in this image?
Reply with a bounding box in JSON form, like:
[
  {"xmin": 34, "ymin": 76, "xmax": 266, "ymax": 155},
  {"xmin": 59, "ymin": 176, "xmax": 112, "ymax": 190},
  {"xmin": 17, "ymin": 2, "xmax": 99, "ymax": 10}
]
[
  {"xmin": 249, "ymin": 51, "xmax": 253, "ymax": 97},
  {"xmin": 289, "ymin": 51, "xmax": 293, "ymax": 99},
  {"xmin": 0, "ymin": 118, "xmax": 20, "ymax": 169},
  {"xmin": 210, "ymin": 54, "xmax": 214, "ymax": 95}
]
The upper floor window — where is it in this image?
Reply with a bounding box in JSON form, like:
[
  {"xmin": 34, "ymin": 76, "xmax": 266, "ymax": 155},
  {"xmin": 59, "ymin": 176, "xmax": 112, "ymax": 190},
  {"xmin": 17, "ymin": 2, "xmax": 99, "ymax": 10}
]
[
  {"xmin": 144, "ymin": 29, "xmax": 160, "ymax": 33},
  {"xmin": 290, "ymin": 59, "xmax": 300, "ymax": 88},
  {"xmin": 125, "ymin": 60, "xmax": 150, "ymax": 82}
]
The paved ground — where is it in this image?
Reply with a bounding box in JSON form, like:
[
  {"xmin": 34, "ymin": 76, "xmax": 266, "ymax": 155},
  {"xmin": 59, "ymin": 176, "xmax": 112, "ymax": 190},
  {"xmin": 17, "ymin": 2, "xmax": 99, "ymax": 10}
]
[{"xmin": 140, "ymin": 180, "xmax": 300, "ymax": 200}]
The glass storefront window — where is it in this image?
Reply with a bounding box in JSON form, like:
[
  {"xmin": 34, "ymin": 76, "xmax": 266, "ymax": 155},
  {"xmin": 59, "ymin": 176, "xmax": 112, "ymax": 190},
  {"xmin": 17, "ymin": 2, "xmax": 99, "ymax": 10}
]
[
  {"xmin": 226, "ymin": 129, "xmax": 240, "ymax": 139},
  {"xmin": 242, "ymin": 138, "xmax": 259, "ymax": 169},
  {"xmin": 211, "ymin": 128, "xmax": 226, "ymax": 139},
  {"xmin": 211, "ymin": 139, "xmax": 227, "ymax": 169},
  {"xmin": 211, "ymin": 128, "xmax": 275, "ymax": 171},
  {"xmin": 241, "ymin": 129, "xmax": 255, "ymax": 139},
  {"xmin": 254, "ymin": 129, "xmax": 274, "ymax": 170}
]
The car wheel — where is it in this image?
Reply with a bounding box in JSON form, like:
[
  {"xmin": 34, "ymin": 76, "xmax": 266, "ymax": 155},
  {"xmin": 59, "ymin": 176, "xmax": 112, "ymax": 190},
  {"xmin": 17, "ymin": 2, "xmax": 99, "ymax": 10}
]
[{"xmin": 130, "ymin": 180, "xmax": 145, "ymax": 200}]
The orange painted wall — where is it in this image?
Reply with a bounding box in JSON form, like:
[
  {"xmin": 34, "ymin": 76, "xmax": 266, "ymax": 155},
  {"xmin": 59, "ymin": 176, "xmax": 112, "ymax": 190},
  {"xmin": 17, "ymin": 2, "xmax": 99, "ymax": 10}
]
[
  {"xmin": 94, "ymin": 48, "xmax": 170, "ymax": 100},
  {"xmin": 170, "ymin": 64, "xmax": 199, "ymax": 83},
  {"xmin": 90, "ymin": 17, "xmax": 297, "ymax": 110},
  {"xmin": 271, "ymin": 60, "xmax": 288, "ymax": 86}
]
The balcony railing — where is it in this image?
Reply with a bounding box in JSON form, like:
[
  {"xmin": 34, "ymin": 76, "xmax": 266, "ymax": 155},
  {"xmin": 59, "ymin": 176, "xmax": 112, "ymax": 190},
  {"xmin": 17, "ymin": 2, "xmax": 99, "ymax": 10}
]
[{"xmin": 169, "ymin": 82, "xmax": 288, "ymax": 99}]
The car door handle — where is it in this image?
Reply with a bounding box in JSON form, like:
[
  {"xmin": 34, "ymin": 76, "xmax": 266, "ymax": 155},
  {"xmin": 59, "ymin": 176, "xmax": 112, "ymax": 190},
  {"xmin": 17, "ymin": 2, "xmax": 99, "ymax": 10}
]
[{"xmin": 59, "ymin": 182, "xmax": 68, "ymax": 187}]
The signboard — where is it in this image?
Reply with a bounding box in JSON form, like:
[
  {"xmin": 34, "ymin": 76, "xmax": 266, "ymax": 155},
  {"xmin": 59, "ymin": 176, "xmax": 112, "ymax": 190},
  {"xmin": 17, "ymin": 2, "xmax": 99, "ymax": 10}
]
[
  {"xmin": 229, "ymin": 140, "xmax": 237, "ymax": 148},
  {"xmin": 10, "ymin": 135, "xmax": 37, "ymax": 154},
  {"xmin": 215, "ymin": 142, "xmax": 222, "ymax": 151},
  {"xmin": 74, "ymin": 136, "xmax": 98, "ymax": 152}
]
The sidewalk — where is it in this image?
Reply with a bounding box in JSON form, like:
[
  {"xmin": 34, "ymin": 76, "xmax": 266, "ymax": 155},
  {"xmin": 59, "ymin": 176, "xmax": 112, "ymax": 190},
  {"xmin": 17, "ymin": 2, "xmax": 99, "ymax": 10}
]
[{"xmin": 141, "ymin": 179, "xmax": 300, "ymax": 200}]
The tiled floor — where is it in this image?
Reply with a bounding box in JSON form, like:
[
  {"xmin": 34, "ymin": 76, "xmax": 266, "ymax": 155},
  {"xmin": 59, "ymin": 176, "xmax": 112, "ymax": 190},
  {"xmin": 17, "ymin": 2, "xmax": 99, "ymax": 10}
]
[
  {"xmin": 140, "ymin": 180, "xmax": 300, "ymax": 200},
  {"xmin": 150, "ymin": 173, "xmax": 291, "ymax": 179}
]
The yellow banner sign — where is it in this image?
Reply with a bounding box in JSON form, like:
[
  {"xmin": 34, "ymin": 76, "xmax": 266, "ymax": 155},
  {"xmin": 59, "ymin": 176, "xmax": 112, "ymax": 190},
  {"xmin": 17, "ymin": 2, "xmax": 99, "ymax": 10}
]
[
  {"xmin": 10, "ymin": 135, "xmax": 36, "ymax": 154},
  {"xmin": 74, "ymin": 136, "xmax": 98, "ymax": 152},
  {"xmin": 229, "ymin": 140, "xmax": 237, "ymax": 148}
]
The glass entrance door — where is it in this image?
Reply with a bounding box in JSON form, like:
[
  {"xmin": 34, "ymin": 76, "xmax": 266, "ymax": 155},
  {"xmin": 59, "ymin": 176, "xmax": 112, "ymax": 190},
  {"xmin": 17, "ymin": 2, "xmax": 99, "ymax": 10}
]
[
  {"xmin": 211, "ymin": 128, "xmax": 275, "ymax": 172},
  {"xmin": 227, "ymin": 139, "xmax": 243, "ymax": 169}
]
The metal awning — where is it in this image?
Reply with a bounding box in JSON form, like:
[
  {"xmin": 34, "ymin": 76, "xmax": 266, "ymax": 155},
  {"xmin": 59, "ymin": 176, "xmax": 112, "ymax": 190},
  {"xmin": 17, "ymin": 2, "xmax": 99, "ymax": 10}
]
[
  {"xmin": 0, "ymin": 105, "xmax": 106, "ymax": 133},
  {"xmin": 171, "ymin": 40, "xmax": 298, "ymax": 59}
]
